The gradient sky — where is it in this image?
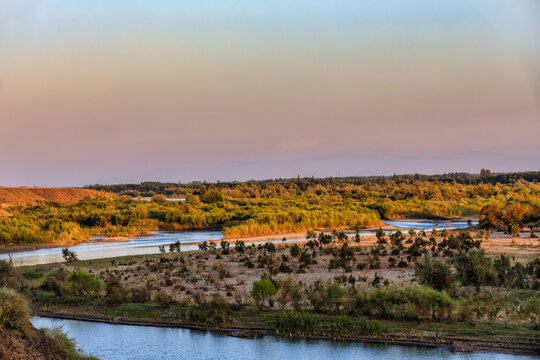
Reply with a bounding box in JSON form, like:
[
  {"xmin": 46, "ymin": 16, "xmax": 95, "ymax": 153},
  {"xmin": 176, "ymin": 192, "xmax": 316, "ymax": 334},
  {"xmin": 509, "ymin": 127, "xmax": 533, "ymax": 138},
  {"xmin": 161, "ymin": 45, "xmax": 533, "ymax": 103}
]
[{"xmin": 1, "ymin": 1, "xmax": 539, "ymax": 186}]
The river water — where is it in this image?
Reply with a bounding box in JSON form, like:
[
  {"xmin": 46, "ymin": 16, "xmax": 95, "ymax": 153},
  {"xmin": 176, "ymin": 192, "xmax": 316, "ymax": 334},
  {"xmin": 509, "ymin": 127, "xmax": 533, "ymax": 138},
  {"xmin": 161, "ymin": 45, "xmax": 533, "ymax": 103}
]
[
  {"xmin": 30, "ymin": 317, "xmax": 531, "ymax": 360},
  {"xmin": 384, "ymin": 220, "xmax": 476, "ymax": 230},
  {"xmin": 1, "ymin": 220, "xmax": 477, "ymax": 266},
  {"xmin": 0, "ymin": 231, "xmax": 223, "ymax": 266}
]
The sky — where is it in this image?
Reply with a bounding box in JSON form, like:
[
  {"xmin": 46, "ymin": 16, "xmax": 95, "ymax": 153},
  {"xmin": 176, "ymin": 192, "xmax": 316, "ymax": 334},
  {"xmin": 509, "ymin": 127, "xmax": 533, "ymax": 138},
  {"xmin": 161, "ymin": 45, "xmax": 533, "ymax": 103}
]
[{"xmin": 0, "ymin": 0, "xmax": 539, "ymax": 186}]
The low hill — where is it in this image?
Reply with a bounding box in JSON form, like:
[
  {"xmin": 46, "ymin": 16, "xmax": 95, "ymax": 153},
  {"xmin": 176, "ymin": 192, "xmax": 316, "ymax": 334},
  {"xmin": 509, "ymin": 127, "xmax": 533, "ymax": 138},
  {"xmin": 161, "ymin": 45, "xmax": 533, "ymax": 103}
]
[{"xmin": 0, "ymin": 187, "xmax": 104, "ymax": 216}]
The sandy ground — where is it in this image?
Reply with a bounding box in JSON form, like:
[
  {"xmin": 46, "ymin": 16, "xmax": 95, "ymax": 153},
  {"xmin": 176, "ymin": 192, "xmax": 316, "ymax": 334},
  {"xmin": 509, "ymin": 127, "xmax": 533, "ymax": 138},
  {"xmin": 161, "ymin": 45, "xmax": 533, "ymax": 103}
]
[
  {"xmin": 481, "ymin": 233, "xmax": 539, "ymax": 262},
  {"xmin": 70, "ymin": 230, "xmax": 538, "ymax": 307},
  {"xmin": 92, "ymin": 238, "xmax": 416, "ymax": 304}
]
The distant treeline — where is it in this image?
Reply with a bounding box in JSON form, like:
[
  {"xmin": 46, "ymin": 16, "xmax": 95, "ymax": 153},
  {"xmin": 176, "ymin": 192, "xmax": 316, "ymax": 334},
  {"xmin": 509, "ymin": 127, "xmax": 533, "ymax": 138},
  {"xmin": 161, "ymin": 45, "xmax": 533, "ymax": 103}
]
[{"xmin": 86, "ymin": 170, "xmax": 540, "ymax": 196}]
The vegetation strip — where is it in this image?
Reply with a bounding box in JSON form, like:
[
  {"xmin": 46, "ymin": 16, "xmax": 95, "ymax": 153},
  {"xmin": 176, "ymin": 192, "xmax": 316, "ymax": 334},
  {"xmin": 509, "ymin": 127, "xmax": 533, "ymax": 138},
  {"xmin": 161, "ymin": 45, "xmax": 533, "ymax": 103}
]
[{"xmin": 2, "ymin": 172, "xmax": 539, "ymax": 248}]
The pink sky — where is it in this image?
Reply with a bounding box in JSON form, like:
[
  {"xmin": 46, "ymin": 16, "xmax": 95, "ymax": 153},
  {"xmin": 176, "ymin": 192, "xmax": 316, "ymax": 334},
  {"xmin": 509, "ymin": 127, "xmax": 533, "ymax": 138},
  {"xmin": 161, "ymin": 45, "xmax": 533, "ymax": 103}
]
[{"xmin": 1, "ymin": 1, "xmax": 539, "ymax": 186}]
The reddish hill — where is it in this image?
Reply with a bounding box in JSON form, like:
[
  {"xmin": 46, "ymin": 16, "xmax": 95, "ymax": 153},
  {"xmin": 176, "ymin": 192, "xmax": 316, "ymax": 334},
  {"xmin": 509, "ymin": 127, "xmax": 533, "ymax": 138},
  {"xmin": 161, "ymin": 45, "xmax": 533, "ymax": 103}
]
[{"xmin": 0, "ymin": 187, "xmax": 106, "ymax": 215}]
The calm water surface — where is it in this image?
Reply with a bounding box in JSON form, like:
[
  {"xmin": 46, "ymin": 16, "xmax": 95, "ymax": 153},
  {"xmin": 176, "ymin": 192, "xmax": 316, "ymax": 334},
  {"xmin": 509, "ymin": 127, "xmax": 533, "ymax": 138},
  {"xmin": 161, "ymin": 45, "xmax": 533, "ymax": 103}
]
[
  {"xmin": 31, "ymin": 317, "xmax": 532, "ymax": 360},
  {"xmin": 385, "ymin": 220, "xmax": 477, "ymax": 230},
  {"xmin": 1, "ymin": 231, "xmax": 223, "ymax": 266}
]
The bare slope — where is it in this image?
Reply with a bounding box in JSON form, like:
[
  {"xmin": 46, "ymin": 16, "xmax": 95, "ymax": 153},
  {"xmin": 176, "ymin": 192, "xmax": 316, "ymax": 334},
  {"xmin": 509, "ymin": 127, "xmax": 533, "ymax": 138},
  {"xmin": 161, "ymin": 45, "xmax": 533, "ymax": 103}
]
[{"xmin": 0, "ymin": 187, "xmax": 104, "ymax": 215}]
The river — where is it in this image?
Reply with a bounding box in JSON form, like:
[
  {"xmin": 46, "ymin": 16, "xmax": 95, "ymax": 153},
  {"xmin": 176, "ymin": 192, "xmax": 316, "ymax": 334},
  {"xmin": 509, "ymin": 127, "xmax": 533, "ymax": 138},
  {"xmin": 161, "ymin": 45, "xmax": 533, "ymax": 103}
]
[
  {"xmin": 0, "ymin": 231, "xmax": 223, "ymax": 266},
  {"xmin": 384, "ymin": 220, "xmax": 476, "ymax": 230},
  {"xmin": 1, "ymin": 220, "xmax": 477, "ymax": 266},
  {"xmin": 30, "ymin": 317, "xmax": 531, "ymax": 360}
]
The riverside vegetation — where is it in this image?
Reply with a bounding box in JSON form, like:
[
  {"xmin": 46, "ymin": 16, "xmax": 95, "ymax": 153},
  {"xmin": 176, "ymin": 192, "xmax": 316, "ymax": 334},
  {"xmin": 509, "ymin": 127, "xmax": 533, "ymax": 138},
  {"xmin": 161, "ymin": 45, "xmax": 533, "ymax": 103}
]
[
  {"xmin": 2, "ymin": 226, "xmax": 539, "ymax": 354},
  {"xmin": 1, "ymin": 171, "xmax": 540, "ymax": 247},
  {"xmin": 0, "ymin": 287, "xmax": 96, "ymax": 360}
]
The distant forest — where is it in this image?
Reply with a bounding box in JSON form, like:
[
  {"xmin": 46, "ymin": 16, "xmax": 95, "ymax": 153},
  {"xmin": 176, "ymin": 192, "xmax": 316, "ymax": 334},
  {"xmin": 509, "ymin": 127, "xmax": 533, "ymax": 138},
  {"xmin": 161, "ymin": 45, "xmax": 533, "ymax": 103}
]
[{"xmin": 86, "ymin": 170, "xmax": 540, "ymax": 197}]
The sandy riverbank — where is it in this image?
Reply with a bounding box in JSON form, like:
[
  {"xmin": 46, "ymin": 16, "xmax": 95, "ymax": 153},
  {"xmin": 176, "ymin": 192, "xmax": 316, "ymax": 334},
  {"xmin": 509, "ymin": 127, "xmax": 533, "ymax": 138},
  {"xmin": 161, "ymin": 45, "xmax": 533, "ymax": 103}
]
[{"xmin": 0, "ymin": 235, "xmax": 143, "ymax": 254}]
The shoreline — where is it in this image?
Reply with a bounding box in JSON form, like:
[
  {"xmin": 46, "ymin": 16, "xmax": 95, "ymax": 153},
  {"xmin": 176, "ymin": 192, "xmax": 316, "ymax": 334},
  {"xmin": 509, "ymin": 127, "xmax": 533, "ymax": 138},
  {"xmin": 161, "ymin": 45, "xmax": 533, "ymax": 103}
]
[
  {"xmin": 0, "ymin": 229, "xmax": 330, "ymax": 255},
  {"xmin": 0, "ymin": 234, "xmax": 146, "ymax": 255},
  {"xmin": 0, "ymin": 217, "xmax": 495, "ymax": 257},
  {"xmin": 32, "ymin": 310, "xmax": 539, "ymax": 356}
]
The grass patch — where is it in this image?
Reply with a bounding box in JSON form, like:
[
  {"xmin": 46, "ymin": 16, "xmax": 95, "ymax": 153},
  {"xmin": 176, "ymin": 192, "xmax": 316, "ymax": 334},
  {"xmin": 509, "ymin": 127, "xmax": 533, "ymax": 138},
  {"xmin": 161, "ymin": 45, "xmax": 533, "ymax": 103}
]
[{"xmin": 100, "ymin": 302, "xmax": 161, "ymax": 318}]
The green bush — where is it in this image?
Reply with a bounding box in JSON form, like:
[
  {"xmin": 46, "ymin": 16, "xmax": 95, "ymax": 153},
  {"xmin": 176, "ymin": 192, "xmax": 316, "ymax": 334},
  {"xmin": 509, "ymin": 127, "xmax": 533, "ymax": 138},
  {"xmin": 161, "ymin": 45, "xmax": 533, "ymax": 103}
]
[
  {"xmin": 521, "ymin": 297, "xmax": 540, "ymax": 329},
  {"xmin": 0, "ymin": 260, "xmax": 15, "ymax": 286},
  {"xmin": 42, "ymin": 270, "xmax": 67, "ymax": 296},
  {"xmin": 325, "ymin": 315, "xmax": 386, "ymax": 336},
  {"xmin": 365, "ymin": 288, "xmax": 400, "ymax": 318},
  {"xmin": 276, "ymin": 277, "xmax": 303, "ymax": 310},
  {"xmin": 0, "ymin": 288, "xmax": 32, "ymax": 337},
  {"xmin": 351, "ymin": 287, "xmax": 453, "ymax": 321},
  {"xmin": 454, "ymin": 249, "xmax": 497, "ymax": 291},
  {"xmin": 129, "ymin": 286, "xmax": 151, "ymax": 303},
  {"xmin": 456, "ymin": 291, "xmax": 509, "ymax": 322},
  {"xmin": 456, "ymin": 296, "xmax": 477, "ymax": 322},
  {"xmin": 273, "ymin": 310, "xmax": 319, "ymax": 334},
  {"xmin": 273, "ymin": 310, "xmax": 386, "ymax": 337},
  {"xmin": 414, "ymin": 256, "xmax": 453, "ymax": 290},
  {"xmin": 37, "ymin": 326, "xmax": 98, "ymax": 360},
  {"xmin": 67, "ymin": 271, "xmax": 104, "ymax": 298},
  {"xmin": 153, "ymin": 290, "xmax": 173, "ymax": 306},
  {"xmin": 400, "ymin": 286, "xmax": 453, "ymax": 321},
  {"xmin": 201, "ymin": 188, "xmax": 224, "ymax": 203},
  {"xmin": 62, "ymin": 248, "xmax": 79, "ymax": 263},
  {"xmin": 306, "ymin": 281, "xmax": 347, "ymax": 313},
  {"xmin": 175, "ymin": 306, "xmax": 230, "ymax": 327},
  {"xmin": 105, "ymin": 277, "xmax": 128, "ymax": 306},
  {"xmin": 22, "ymin": 268, "xmax": 44, "ymax": 280},
  {"xmin": 494, "ymin": 255, "xmax": 529, "ymax": 289},
  {"xmin": 250, "ymin": 277, "xmax": 278, "ymax": 308},
  {"xmin": 521, "ymin": 297, "xmax": 540, "ymax": 316}
]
